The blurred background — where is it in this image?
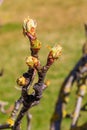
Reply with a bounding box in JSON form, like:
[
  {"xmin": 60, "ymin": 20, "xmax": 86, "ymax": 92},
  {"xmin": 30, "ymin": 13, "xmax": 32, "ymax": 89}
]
[{"xmin": 0, "ymin": 0, "xmax": 87, "ymax": 130}]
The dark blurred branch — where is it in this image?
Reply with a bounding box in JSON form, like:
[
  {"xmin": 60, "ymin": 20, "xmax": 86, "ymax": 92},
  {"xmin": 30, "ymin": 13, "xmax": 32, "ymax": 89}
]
[{"xmin": 0, "ymin": 68, "xmax": 4, "ymax": 76}]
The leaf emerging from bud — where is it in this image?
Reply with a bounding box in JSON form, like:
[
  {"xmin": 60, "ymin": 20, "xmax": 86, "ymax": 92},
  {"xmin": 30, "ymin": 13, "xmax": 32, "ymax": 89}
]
[
  {"xmin": 50, "ymin": 45, "xmax": 62, "ymax": 59},
  {"xmin": 23, "ymin": 16, "xmax": 37, "ymax": 36},
  {"xmin": 26, "ymin": 56, "xmax": 38, "ymax": 68},
  {"xmin": 17, "ymin": 76, "xmax": 26, "ymax": 86}
]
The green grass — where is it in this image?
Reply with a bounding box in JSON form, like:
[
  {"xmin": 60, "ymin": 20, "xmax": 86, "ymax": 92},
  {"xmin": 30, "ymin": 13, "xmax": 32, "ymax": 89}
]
[{"xmin": 0, "ymin": 0, "xmax": 87, "ymax": 130}]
